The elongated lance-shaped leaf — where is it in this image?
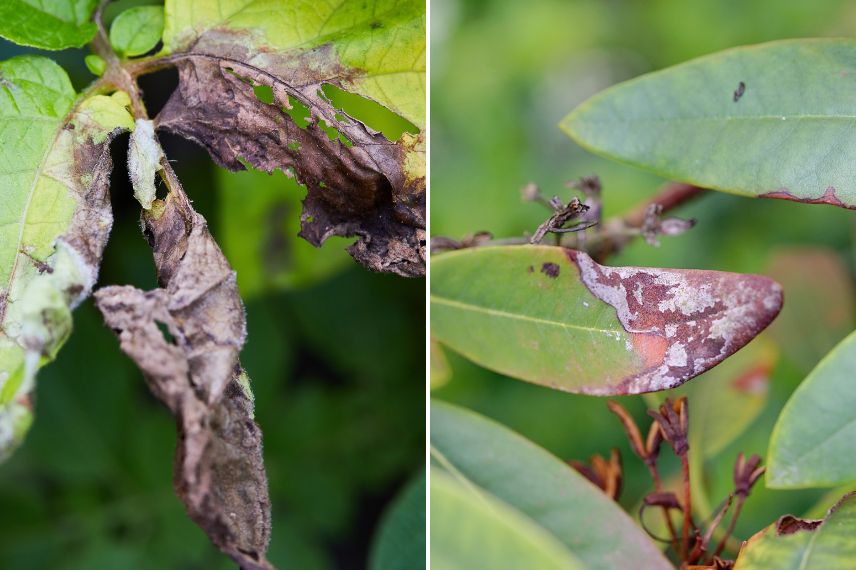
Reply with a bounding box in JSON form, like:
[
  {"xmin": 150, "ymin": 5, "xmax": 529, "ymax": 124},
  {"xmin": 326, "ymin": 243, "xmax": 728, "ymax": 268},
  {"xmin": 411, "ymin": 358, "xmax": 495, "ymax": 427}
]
[
  {"xmin": 431, "ymin": 469, "xmax": 584, "ymax": 570},
  {"xmin": 562, "ymin": 39, "xmax": 856, "ymax": 209},
  {"xmin": 156, "ymin": 0, "xmax": 426, "ymax": 276},
  {"xmin": 734, "ymin": 492, "xmax": 856, "ymax": 569},
  {"xmin": 767, "ymin": 330, "xmax": 856, "ymax": 488},
  {"xmin": 431, "ymin": 246, "xmax": 782, "ymax": 395},
  {"xmin": 0, "ymin": 55, "xmax": 134, "ymax": 461},
  {"xmin": 431, "ymin": 401, "xmax": 670, "ymax": 569},
  {"xmin": 0, "ymin": 0, "xmax": 97, "ymax": 50}
]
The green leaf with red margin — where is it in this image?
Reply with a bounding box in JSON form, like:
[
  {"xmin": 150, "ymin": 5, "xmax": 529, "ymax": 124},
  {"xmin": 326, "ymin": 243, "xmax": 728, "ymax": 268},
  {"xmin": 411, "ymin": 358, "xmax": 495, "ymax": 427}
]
[
  {"xmin": 563, "ymin": 39, "xmax": 856, "ymax": 209},
  {"xmin": 431, "ymin": 245, "xmax": 783, "ymax": 395}
]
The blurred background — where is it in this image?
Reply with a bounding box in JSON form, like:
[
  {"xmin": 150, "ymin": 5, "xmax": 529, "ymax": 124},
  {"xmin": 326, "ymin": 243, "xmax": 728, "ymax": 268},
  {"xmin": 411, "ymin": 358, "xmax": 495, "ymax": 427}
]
[
  {"xmin": 0, "ymin": 2, "xmax": 425, "ymax": 568},
  {"xmin": 431, "ymin": 0, "xmax": 856, "ymax": 549}
]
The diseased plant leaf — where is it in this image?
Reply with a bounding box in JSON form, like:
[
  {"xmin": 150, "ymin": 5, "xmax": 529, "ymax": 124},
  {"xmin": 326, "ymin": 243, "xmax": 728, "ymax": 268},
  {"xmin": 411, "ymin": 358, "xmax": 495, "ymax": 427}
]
[
  {"xmin": 431, "ymin": 469, "xmax": 584, "ymax": 570},
  {"xmin": 109, "ymin": 5, "xmax": 165, "ymax": 57},
  {"xmin": 767, "ymin": 330, "xmax": 856, "ymax": 488},
  {"xmin": 0, "ymin": 55, "xmax": 134, "ymax": 460},
  {"xmin": 369, "ymin": 472, "xmax": 426, "ymax": 570},
  {"xmin": 0, "ymin": 0, "xmax": 97, "ymax": 50},
  {"xmin": 431, "ymin": 401, "xmax": 671, "ymax": 569},
  {"xmin": 658, "ymin": 337, "xmax": 776, "ymax": 460},
  {"xmin": 95, "ymin": 181, "xmax": 272, "ymax": 569},
  {"xmin": 766, "ymin": 248, "xmax": 855, "ymax": 372},
  {"xmin": 155, "ymin": 0, "xmax": 426, "ymax": 276},
  {"xmin": 734, "ymin": 492, "xmax": 856, "ymax": 569},
  {"xmin": 431, "ymin": 246, "xmax": 783, "ymax": 395},
  {"xmin": 562, "ymin": 39, "xmax": 856, "ymax": 209}
]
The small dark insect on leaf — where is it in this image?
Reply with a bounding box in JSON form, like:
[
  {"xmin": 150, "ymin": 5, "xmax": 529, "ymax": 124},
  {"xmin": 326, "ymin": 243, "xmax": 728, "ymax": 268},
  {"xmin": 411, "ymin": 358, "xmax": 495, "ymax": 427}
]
[{"xmin": 733, "ymin": 81, "xmax": 746, "ymax": 102}]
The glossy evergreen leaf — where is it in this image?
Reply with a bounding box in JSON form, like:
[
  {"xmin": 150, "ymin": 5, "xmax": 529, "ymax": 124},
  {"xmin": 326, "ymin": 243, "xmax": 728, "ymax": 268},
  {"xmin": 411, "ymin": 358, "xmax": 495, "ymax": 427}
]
[
  {"xmin": 431, "ymin": 469, "xmax": 584, "ymax": 570},
  {"xmin": 431, "ymin": 246, "xmax": 782, "ymax": 394},
  {"xmin": 768, "ymin": 330, "xmax": 856, "ymax": 488},
  {"xmin": 431, "ymin": 401, "xmax": 671, "ymax": 569},
  {"xmin": 0, "ymin": 55, "xmax": 134, "ymax": 461},
  {"xmin": 109, "ymin": 5, "xmax": 165, "ymax": 57},
  {"xmin": 734, "ymin": 492, "xmax": 856, "ymax": 569},
  {"xmin": 563, "ymin": 39, "xmax": 856, "ymax": 209},
  {"xmin": 0, "ymin": 0, "xmax": 97, "ymax": 50}
]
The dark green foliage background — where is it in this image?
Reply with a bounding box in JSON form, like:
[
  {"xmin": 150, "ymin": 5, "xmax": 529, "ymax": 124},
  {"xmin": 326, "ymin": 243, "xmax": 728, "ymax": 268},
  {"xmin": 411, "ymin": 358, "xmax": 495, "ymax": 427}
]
[
  {"xmin": 432, "ymin": 0, "xmax": 856, "ymax": 551},
  {"xmin": 0, "ymin": 31, "xmax": 425, "ymax": 570}
]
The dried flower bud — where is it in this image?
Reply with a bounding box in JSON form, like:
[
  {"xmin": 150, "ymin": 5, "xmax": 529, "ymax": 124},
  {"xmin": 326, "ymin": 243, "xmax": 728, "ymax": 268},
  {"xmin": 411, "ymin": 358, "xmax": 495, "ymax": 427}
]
[
  {"xmin": 569, "ymin": 448, "xmax": 622, "ymax": 501},
  {"xmin": 648, "ymin": 397, "xmax": 689, "ymax": 456},
  {"xmin": 733, "ymin": 452, "xmax": 764, "ymax": 497}
]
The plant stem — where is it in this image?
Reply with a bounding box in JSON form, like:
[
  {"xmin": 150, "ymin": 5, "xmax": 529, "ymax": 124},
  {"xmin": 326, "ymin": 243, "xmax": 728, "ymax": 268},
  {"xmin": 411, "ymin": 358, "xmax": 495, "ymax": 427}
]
[
  {"xmin": 680, "ymin": 452, "xmax": 693, "ymax": 560},
  {"xmin": 647, "ymin": 464, "xmax": 680, "ymax": 555},
  {"xmin": 90, "ymin": 0, "xmax": 148, "ymax": 119},
  {"xmin": 580, "ymin": 182, "xmax": 705, "ymax": 260}
]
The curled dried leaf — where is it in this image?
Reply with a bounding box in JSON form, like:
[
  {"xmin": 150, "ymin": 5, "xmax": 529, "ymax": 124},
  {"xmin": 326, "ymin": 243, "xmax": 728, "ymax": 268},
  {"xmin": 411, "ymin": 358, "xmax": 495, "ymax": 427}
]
[{"xmin": 95, "ymin": 183, "xmax": 271, "ymax": 569}]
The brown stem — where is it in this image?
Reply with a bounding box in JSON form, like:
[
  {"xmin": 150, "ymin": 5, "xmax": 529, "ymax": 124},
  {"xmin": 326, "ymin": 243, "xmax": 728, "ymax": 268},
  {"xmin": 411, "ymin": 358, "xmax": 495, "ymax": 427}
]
[
  {"xmin": 582, "ymin": 182, "xmax": 706, "ymax": 260},
  {"xmin": 624, "ymin": 183, "xmax": 705, "ymax": 227},
  {"xmin": 713, "ymin": 494, "xmax": 745, "ymax": 559},
  {"xmin": 646, "ymin": 464, "xmax": 680, "ymax": 556},
  {"xmin": 680, "ymin": 452, "xmax": 693, "ymax": 560}
]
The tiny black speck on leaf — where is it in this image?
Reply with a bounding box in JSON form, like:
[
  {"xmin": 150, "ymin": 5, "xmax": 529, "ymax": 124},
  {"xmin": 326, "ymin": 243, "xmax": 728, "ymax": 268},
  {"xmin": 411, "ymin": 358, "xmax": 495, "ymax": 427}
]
[
  {"xmin": 541, "ymin": 262, "xmax": 560, "ymax": 278},
  {"xmin": 733, "ymin": 81, "xmax": 746, "ymax": 102}
]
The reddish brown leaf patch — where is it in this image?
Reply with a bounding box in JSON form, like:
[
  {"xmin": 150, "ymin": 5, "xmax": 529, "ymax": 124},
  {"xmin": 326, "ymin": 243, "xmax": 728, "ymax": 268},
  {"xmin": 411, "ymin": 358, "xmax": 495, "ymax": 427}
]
[
  {"xmin": 565, "ymin": 250, "xmax": 783, "ymax": 393},
  {"xmin": 760, "ymin": 187, "xmax": 855, "ymax": 209}
]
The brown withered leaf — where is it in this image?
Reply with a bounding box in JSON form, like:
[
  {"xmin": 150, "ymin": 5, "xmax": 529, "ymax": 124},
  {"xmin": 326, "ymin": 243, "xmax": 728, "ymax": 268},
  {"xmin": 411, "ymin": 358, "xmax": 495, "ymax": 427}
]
[
  {"xmin": 95, "ymin": 186, "xmax": 271, "ymax": 569},
  {"xmin": 155, "ymin": 55, "xmax": 425, "ymax": 277}
]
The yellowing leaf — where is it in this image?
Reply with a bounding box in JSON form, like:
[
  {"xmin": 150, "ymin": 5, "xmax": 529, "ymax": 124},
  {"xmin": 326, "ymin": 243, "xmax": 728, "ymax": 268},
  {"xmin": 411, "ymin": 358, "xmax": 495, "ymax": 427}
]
[{"xmin": 0, "ymin": 56, "xmax": 133, "ymax": 460}]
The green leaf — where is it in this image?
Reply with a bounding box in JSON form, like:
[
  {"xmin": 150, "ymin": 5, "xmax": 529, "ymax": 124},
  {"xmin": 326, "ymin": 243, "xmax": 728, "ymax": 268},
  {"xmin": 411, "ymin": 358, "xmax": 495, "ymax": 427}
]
[
  {"xmin": 430, "ymin": 469, "xmax": 584, "ymax": 570},
  {"xmin": 158, "ymin": 0, "xmax": 426, "ymax": 276},
  {"xmin": 431, "ymin": 400, "xmax": 671, "ymax": 569},
  {"xmin": 369, "ymin": 472, "xmax": 425, "ymax": 570},
  {"xmin": 767, "ymin": 330, "xmax": 856, "ymax": 488},
  {"xmin": 84, "ymin": 54, "xmax": 106, "ymax": 77},
  {"xmin": 562, "ymin": 39, "xmax": 856, "ymax": 209},
  {"xmin": 0, "ymin": 0, "xmax": 97, "ymax": 50},
  {"xmin": 0, "ymin": 55, "xmax": 134, "ymax": 461},
  {"xmin": 162, "ymin": 0, "xmax": 425, "ymax": 129},
  {"xmin": 734, "ymin": 492, "xmax": 856, "ymax": 569},
  {"xmin": 109, "ymin": 6, "xmax": 165, "ymax": 57},
  {"xmin": 430, "ymin": 246, "xmax": 782, "ymax": 395}
]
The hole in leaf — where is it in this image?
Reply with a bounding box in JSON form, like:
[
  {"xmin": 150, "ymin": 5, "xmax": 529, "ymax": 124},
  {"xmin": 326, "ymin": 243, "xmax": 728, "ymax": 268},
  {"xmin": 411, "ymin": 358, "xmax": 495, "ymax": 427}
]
[
  {"xmin": 252, "ymin": 84, "xmax": 274, "ymax": 105},
  {"xmin": 283, "ymin": 95, "xmax": 311, "ymax": 129},
  {"xmin": 320, "ymin": 83, "xmax": 419, "ymax": 141},
  {"xmin": 156, "ymin": 320, "xmax": 175, "ymax": 344},
  {"xmin": 287, "ymin": 141, "xmax": 300, "ymax": 151},
  {"xmin": 317, "ymin": 119, "xmax": 353, "ymax": 147}
]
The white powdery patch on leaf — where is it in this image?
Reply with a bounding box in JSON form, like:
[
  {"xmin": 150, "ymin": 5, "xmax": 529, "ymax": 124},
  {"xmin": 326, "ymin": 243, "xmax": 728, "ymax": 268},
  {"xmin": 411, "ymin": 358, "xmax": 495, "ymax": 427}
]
[
  {"xmin": 569, "ymin": 250, "xmax": 783, "ymax": 393},
  {"xmin": 128, "ymin": 119, "xmax": 164, "ymax": 210}
]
